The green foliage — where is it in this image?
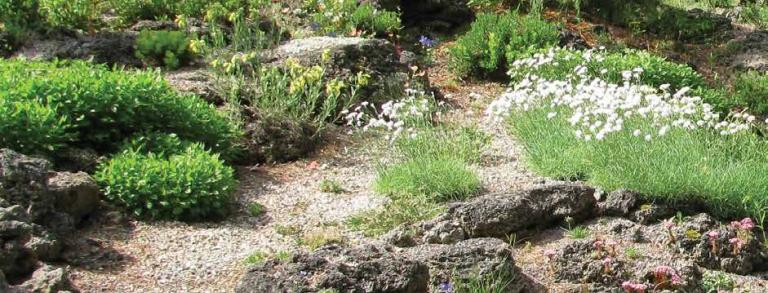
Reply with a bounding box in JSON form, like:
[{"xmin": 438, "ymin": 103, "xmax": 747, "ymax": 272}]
[
  {"xmin": 741, "ymin": 3, "xmax": 768, "ymax": 30},
  {"xmin": 319, "ymin": 179, "xmax": 343, "ymax": 194},
  {"xmin": 109, "ymin": 0, "xmax": 253, "ymax": 25},
  {"xmin": 624, "ymin": 246, "xmax": 642, "ymax": 259},
  {"xmin": 0, "ymin": 59, "xmax": 241, "ymax": 159},
  {"xmin": 0, "ymin": 99, "xmax": 72, "ymax": 156},
  {"xmin": 702, "ymin": 271, "xmax": 735, "ymax": 292},
  {"xmin": 394, "ymin": 127, "xmax": 490, "ymax": 164},
  {"xmin": 248, "ymin": 202, "xmax": 265, "ymax": 217},
  {"xmin": 303, "ymin": 0, "xmax": 401, "ymax": 36},
  {"xmin": 566, "ymin": 226, "xmax": 589, "ymax": 239},
  {"xmin": 374, "ymin": 158, "xmax": 482, "ymax": 202},
  {"xmin": 244, "ymin": 251, "xmax": 268, "ymax": 265},
  {"xmin": 96, "ymin": 139, "xmax": 236, "ymax": 220},
  {"xmin": 248, "ymin": 60, "xmax": 367, "ymax": 128},
  {"xmin": 38, "ymin": 0, "xmax": 98, "ymax": 30},
  {"xmin": 135, "ymin": 30, "xmax": 194, "ymax": 69},
  {"xmin": 514, "ymin": 48, "xmax": 705, "ymax": 91},
  {"xmin": 448, "ymin": 12, "xmax": 560, "ymax": 78},
  {"xmin": 732, "ymin": 71, "xmax": 768, "ymax": 115},
  {"xmin": 348, "ymin": 196, "xmax": 444, "ymax": 237},
  {"xmin": 453, "ymin": 265, "xmax": 516, "ymax": 293}
]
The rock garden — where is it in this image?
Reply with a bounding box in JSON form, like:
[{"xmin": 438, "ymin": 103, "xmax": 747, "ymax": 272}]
[{"xmin": 3, "ymin": 0, "xmax": 768, "ymax": 292}]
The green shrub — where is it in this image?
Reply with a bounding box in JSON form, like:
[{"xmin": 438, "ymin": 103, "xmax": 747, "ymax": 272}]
[
  {"xmin": 304, "ymin": 0, "xmax": 401, "ymax": 36},
  {"xmin": 375, "ymin": 158, "xmax": 481, "ymax": 202},
  {"xmin": 96, "ymin": 140, "xmax": 236, "ymax": 220},
  {"xmin": 0, "ymin": 99, "xmax": 72, "ymax": 155},
  {"xmin": 38, "ymin": 0, "xmax": 99, "ymax": 31},
  {"xmin": 0, "ymin": 59, "xmax": 241, "ymax": 159},
  {"xmin": 135, "ymin": 30, "xmax": 194, "ymax": 69},
  {"xmin": 512, "ymin": 48, "xmax": 705, "ymax": 91},
  {"xmin": 732, "ymin": 71, "xmax": 768, "ymax": 115},
  {"xmin": 448, "ymin": 12, "xmax": 560, "ymax": 78}
]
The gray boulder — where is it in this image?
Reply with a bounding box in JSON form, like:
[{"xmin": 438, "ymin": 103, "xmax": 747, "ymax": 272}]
[
  {"xmin": 236, "ymin": 244, "xmax": 429, "ymax": 293},
  {"xmin": 48, "ymin": 172, "xmax": 100, "ymax": 223},
  {"xmin": 0, "ymin": 205, "xmax": 36, "ymax": 280},
  {"xmin": 12, "ymin": 265, "xmax": 76, "ymax": 293},
  {"xmin": 405, "ymin": 238, "xmax": 529, "ymax": 292},
  {"xmin": 728, "ymin": 30, "xmax": 768, "ymax": 72},
  {"xmin": 165, "ymin": 68, "xmax": 224, "ymax": 105},
  {"xmin": 263, "ymin": 36, "xmax": 425, "ymax": 103},
  {"xmin": 598, "ymin": 189, "xmax": 640, "ymax": 217},
  {"xmin": 0, "ymin": 149, "xmax": 53, "ymax": 223}
]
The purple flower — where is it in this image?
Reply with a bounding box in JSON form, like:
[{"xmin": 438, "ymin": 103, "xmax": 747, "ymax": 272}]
[
  {"xmin": 438, "ymin": 282, "xmax": 453, "ymax": 293},
  {"xmin": 419, "ymin": 35, "xmax": 437, "ymax": 48}
]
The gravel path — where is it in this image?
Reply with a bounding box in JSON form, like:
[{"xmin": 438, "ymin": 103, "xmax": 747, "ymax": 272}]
[{"xmin": 68, "ymin": 67, "xmax": 541, "ymax": 292}]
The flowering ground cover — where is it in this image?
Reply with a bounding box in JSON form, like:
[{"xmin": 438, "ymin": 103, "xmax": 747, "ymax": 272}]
[{"xmin": 489, "ymin": 48, "xmax": 768, "ymax": 222}]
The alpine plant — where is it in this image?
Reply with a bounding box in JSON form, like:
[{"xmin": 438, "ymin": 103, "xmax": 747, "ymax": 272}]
[{"xmin": 486, "ymin": 48, "xmax": 757, "ymax": 142}]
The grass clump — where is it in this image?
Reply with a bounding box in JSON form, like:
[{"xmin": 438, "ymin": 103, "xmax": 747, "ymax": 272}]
[
  {"xmin": 248, "ymin": 202, "xmax": 265, "ymax": 217},
  {"xmin": 301, "ymin": 227, "xmax": 344, "ymax": 250},
  {"xmin": 135, "ymin": 30, "xmax": 194, "ymax": 69},
  {"xmin": 375, "ymin": 158, "xmax": 481, "ymax": 202},
  {"xmin": 95, "ymin": 134, "xmax": 236, "ymax": 221},
  {"xmin": 319, "ymin": 179, "xmax": 344, "ymax": 194},
  {"xmin": 702, "ymin": 271, "xmax": 735, "ymax": 292},
  {"xmin": 348, "ymin": 196, "xmax": 444, "ymax": 237},
  {"xmin": 448, "ymin": 12, "xmax": 560, "ymax": 78}
]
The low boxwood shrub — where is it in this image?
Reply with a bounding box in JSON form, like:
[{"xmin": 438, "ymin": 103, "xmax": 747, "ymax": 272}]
[
  {"xmin": 135, "ymin": 30, "xmax": 194, "ymax": 69},
  {"xmin": 0, "ymin": 59, "xmax": 241, "ymax": 159},
  {"xmin": 96, "ymin": 136, "xmax": 236, "ymax": 220},
  {"xmin": 448, "ymin": 12, "xmax": 560, "ymax": 78}
]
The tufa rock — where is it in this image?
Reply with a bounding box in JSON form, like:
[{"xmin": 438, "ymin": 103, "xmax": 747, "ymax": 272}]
[
  {"xmin": 13, "ymin": 265, "xmax": 76, "ymax": 293},
  {"xmin": 48, "ymin": 172, "xmax": 100, "ymax": 223},
  {"xmin": 598, "ymin": 189, "xmax": 640, "ymax": 217},
  {"xmin": 236, "ymin": 244, "xmax": 429, "ymax": 293},
  {"xmin": 0, "ymin": 149, "xmax": 53, "ymax": 223}
]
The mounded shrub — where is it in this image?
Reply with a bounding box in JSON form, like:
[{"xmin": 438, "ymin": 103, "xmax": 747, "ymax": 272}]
[
  {"xmin": 95, "ymin": 134, "xmax": 236, "ymax": 220},
  {"xmin": 0, "ymin": 59, "xmax": 241, "ymax": 159},
  {"xmin": 448, "ymin": 12, "xmax": 560, "ymax": 78}
]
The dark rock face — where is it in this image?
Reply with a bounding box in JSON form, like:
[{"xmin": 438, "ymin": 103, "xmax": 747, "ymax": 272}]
[
  {"xmin": 0, "ymin": 205, "xmax": 36, "ymax": 281},
  {"xmin": 0, "ymin": 149, "xmax": 53, "ymax": 223},
  {"xmin": 12, "ymin": 265, "xmax": 76, "ymax": 293},
  {"xmin": 729, "ymin": 30, "xmax": 768, "ymax": 73},
  {"xmin": 405, "ymin": 238, "xmax": 529, "ymax": 292},
  {"xmin": 456, "ymin": 182, "xmax": 597, "ymax": 239},
  {"xmin": 598, "ymin": 189, "xmax": 640, "ymax": 217},
  {"xmin": 0, "ymin": 149, "xmax": 100, "ymax": 288},
  {"xmin": 237, "ymin": 238, "xmax": 539, "ymax": 293},
  {"xmin": 48, "ymin": 172, "xmax": 100, "ymax": 223},
  {"xmin": 16, "ymin": 32, "xmax": 140, "ymax": 67},
  {"xmin": 376, "ymin": 0, "xmax": 473, "ymax": 31},
  {"xmin": 383, "ymin": 182, "xmax": 597, "ymax": 246},
  {"xmin": 236, "ymin": 244, "xmax": 430, "ymax": 293}
]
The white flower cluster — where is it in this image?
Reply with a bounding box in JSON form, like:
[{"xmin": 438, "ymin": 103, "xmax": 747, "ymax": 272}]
[
  {"xmin": 488, "ymin": 49, "xmax": 756, "ymax": 142},
  {"xmin": 343, "ymin": 89, "xmax": 439, "ymax": 141}
]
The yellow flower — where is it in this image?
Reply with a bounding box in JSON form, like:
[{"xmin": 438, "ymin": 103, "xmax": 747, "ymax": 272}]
[{"xmin": 356, "ymin": 72, "xmax": 371, "ymax": 87}]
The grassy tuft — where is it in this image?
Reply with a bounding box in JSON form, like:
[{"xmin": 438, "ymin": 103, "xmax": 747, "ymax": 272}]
[{"xmin": 374, "ymin": 158, "xmax": 481, "ymax": 202}]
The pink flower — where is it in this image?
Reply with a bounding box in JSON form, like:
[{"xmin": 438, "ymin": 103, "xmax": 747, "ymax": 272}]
[
  {"xmin": 622, "ymin": 281, "xmax": 647, "ymax": 292},
  {"xmin": 593, "ymin": 239, "xmax": 604, "ymax": 249},
  {"xmin": 662, "ymin": 219, "xmax": 676, "ymax": 229},
  {"xmin": 606, "ymin": 239, "xmax": 618, "ymax": 246},
  {"xmin": 730, "ymin": 237, "xmax": 744, "ymax": 254},
  {"xmin": 707, "ymin": 231, "xmax": 720, "ymax": 239},
  {"xmin": 603, "ymin": 257, "xmax": 613, "ymax": 264},
  {"xmin": 730, "ymin": 221, "xmax": 742, "ymax": 229},
  {"xmin": 670, "ymin": 274, "xmax": 683, "ymax": 285},
  {"xmin": 543, "ymin": 249, "xmax": 556, "ymax": 260},
  {"xmin": 653, "ymin": 265, "xmax": 675, "ymax": 275},
  {"xmin": 740, "ymin": 218, "xmax": 755, "ymax": 230}
]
